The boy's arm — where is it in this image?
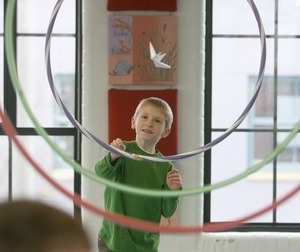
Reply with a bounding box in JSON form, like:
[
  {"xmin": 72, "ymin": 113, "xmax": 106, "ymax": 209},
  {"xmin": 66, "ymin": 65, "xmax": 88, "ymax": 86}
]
[
  {"xmin": 161, "ymin": 168, "xmax": 182, "ymax": 218},
  {"xmin": 110, "ymin": 138, "xmax": 126, "ymax": 162},
  {"xmin": 95, "ymin": 153, "xmax": 122, "ymax": 179},
  {"xmin": 95, "ymin": 138, "xmax": 126, "ymax": 179},
  {"xmin": 161, "ymin": 196, "xmax": 179, "ymax": 218},
  {"xmin": 166, "ymin": 168, "xmax": 182, "ymax": 190}
]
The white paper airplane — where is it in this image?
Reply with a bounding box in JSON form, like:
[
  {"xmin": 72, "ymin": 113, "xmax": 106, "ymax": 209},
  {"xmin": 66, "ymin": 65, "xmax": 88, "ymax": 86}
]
[{"xmin": 149, "ymin": 42, "xmax": 171, "ymax": 69}]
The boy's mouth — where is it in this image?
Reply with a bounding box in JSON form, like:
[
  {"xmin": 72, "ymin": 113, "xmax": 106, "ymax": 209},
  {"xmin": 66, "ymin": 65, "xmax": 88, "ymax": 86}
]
[{"xmin": 142, "ymin": 129, "xmax": 153, "ymax": 134}]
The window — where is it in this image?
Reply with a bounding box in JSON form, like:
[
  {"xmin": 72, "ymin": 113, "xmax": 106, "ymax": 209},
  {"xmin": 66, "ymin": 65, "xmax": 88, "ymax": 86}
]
[
  {"xmin": 205, "ymin": 0, "xmax": 300, "ymax": 230},
  {"xmin": 0, "ymin": 0, "xmax": 81, "ymax": 217},
  {"xmin": 0, "ymin": 0, "xmax": 3, "ymax": 121},
  {"xmin": 249, "ymin": 76, "xmax": 300, "ymax": 179}
]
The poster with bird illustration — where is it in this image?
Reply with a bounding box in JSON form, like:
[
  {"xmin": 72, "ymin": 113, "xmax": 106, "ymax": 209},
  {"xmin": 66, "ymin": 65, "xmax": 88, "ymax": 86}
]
[{"xmin": 108, "ymin": 15, "xmax": 177, "ymax": 85}]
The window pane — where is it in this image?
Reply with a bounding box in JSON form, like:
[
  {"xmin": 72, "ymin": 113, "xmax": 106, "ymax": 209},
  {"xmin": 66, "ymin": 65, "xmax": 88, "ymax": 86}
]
[
  {"xmin": 278, "ymin": 0, "xmax": 300, "ymax": 35},
  {"xmin": 0, "ymin": 37, "xmax": 3, "ymax": 122},
  {"xmin": 277, "ymin": 78, "xmax": 300, "ymax": 129},
  {"xmin": 17, "ymin": 0, "xmax": 75, "ymax": 34},
  {"xmin": 250, "ymin": 76, "xmax": 300, "ymax": 130},
  {"xmin": 0, "ymin": 137, "xmax": 9, "ymax": 201},
  {"xmin": 12, "ymin": 136, "xmax": 74, "ymax": 214},
  {"xmin": 278, "ymin": 39, "xmax": 300, "ymax": 81},
  {"xmin": 211, "ymin": 132, "xmax": 273, "ymax": 222},
  {"xmin": 212, "ymin": 38, "xmax": 273, "ymax": 129},
  {"xmin": 277, "ymin": 133, "xmax": 300, "ymax": 171},
  {"xmin": 0, "ymin": 0, "xmax": 3, "ymax": 122},
  {"xmin": 0, "ymin": 0, "xmax": 2, "ymax": 119},
  {"xmin": 249, "ymin": 76, "xmax": 275, "ymax": 129},
  {"xmin": 0, "ymin": 0, "xmax": 3, "ymax": 33},
  {"xmin": 17, "ymin": 37, "xmax": 75, "ymax": 127},
  {"xmin": 277, "ymin": 181, "xmax": 300, "ymax": 223},
  {"xmin": 251, "ymin": 131, "xmax": 274, "ymax": 163},
  {"xmin": 213, "ymin": 0, "xmax": 275, "ymax": 35},
  {"xmin": 53, "ymin": 74, "xmax": 75, "ymax": 127},
  {"xmin": 278, "ymin": 40, "xmax": 300, "ymax": 129}
]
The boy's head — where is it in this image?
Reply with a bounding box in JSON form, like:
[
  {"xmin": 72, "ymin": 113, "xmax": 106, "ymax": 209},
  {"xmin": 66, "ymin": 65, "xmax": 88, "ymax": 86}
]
[
  {"xmin": 0, "ymin": 200, "xmax": 90, "ymax": 252},
  {"xmin": 133, "ymin": 97, "xmax": 173, "ymax": 129}
]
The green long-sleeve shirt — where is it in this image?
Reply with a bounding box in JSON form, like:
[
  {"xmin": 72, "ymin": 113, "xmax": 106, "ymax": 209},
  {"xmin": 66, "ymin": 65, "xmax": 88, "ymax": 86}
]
[{"xmin": 95, "ymin": 141, "xmax": 179, "ymax": 252}]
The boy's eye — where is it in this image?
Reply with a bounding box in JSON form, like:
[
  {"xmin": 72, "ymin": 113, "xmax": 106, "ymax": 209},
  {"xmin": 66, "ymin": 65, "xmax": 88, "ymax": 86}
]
[{"xmin": 155, "ymin": 119, "xmax": 162, "ymax": 124}]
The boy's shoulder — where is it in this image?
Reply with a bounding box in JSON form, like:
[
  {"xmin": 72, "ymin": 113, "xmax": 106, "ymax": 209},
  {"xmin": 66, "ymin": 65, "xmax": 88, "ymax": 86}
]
[{"xmin": 123, "ymin": 141, "xmax": 163, "ymax": 157}]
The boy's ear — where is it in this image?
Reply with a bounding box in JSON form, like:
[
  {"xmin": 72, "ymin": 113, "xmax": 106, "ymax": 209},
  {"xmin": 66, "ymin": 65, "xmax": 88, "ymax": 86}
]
[
  {"xmin": 131, "ymin": 117, "xmax": 135, "ymax": 129},
  {"xmin": 161, "ymin": 128, "xmax": 171, "ymax": 138}
]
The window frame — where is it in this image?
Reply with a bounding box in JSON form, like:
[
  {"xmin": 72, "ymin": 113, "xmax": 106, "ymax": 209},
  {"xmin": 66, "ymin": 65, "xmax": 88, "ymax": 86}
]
[
  {"xmin": 1, "ymin": 0, "xmax": 82, "ymax": 221},
  {"xmin": 204, "ymin": 0, "xmax": 300, "ymax": 232}
]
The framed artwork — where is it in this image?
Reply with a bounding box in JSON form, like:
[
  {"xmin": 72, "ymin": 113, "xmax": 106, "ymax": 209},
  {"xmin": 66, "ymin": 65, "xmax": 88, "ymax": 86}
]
[
  {"xmin": 107, "ymin": 0, "xmax": 177, "ymax": 11},
  {"xmin": 108, "ymin": 15, "xmax": 177, "ymax": 85}
]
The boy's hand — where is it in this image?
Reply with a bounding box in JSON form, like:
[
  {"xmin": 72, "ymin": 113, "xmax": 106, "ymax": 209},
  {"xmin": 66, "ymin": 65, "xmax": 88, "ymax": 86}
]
[
  {"xmin": 166, "ymin": 168, "xmax": 182, "ymax": 190},
  {"xmin": 110, "ymin": 138, "xmax": 126, "ymax": 163}
]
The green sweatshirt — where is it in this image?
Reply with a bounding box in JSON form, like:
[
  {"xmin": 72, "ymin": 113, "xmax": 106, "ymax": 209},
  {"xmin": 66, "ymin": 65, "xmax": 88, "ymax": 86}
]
[{"xmin": 95, "ymin": 141, "xmax": 179, "ymax": 252}]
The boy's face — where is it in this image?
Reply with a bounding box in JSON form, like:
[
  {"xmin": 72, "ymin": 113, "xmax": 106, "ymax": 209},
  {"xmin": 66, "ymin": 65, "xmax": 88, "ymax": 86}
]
[{"xmin": 131, "ymin": 105, "xmax": 171, "ymax": 144}]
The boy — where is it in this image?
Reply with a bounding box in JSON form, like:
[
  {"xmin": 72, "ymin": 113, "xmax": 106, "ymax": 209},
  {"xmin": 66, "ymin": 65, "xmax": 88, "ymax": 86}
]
[
  {"xmin": 95, "ymin": 97, "xmax": 182, "ymax": 252},
  {"xmin": 0, "ymin": 200, "xmax": 90, "ymax": 252}
]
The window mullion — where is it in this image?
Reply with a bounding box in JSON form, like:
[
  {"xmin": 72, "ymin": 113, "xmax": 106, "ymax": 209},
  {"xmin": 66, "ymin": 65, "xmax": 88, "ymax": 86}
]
[
  {"xmin": 203, "ymin": 0, "xmax": 213, "ymax": 224},
  {"xmin": 74, "ymin": 0, "xmax": 82, "ymax": 222},
  {"xmin": 272, "ymin": 0, "xmax": 279, "ymax": 224},
  {"xmin": 3, "ymin": 0, "xmax": 17, "ymax": 126}
]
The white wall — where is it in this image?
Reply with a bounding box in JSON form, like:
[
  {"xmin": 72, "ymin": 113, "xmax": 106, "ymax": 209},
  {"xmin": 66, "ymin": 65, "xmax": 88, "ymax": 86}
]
[{"xmin": 81, "ymin": 1, "xmax": 300, "ymax": 252}]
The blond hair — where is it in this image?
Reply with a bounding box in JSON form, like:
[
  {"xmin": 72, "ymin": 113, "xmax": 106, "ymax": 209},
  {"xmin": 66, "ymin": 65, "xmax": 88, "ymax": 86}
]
[{"xmin": 133, "ymin": 97, "xmax": 173, "ymax": 129}]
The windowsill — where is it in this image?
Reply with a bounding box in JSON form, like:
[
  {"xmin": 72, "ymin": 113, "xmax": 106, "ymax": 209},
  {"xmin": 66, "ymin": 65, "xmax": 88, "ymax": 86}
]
[
  {"xmin": 51, "ymin": 168, "xmax": 74, "ymax": 181},
  {"xmin": 248, "ymin": 170, "xmax": 300, "ymax": 181}
]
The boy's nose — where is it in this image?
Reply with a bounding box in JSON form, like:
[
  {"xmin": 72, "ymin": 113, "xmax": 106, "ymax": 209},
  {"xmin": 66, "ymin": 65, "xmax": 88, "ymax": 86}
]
[{"xmin": 146, "ymin": 120, "xmax": 153, "ymax": 127}]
